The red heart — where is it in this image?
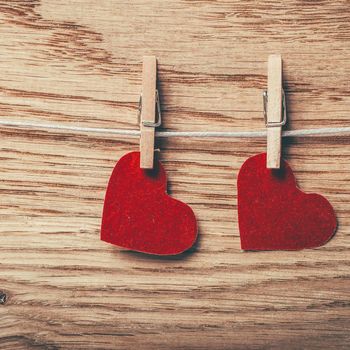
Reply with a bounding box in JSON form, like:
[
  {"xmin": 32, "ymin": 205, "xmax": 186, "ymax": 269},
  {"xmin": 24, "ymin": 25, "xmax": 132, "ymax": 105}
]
[
  {"xmin": 101, "ymin": 152, "xmax": 197, "ymax": 255},
  {"xmin": 238, "ymin": 153, "xmax": 336, "ymax": 250}
]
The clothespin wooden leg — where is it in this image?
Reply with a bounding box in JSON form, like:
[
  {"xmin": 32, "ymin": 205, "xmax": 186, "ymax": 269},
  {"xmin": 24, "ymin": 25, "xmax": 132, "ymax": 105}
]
[
  {"xmin": 266, "ymin": 54, "xmax": 284, "ymax": 169},
  {"xmin": 140, "ymin": 56, "xmax": 157, "ymax": 169}
]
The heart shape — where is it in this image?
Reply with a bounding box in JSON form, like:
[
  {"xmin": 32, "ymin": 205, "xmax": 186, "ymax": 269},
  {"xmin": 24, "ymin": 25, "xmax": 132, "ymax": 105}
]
[
  {"xmin": 101, "ymin": 152, "xmax": 197, "ymax": 255},
  {"xmin": 238, "ymin": 153, "xmax": 336, "ymax": 250}
]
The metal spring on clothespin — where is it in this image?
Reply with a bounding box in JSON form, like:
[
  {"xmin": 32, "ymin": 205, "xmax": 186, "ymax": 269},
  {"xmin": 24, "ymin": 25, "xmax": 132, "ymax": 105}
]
[
  {"xmin": 138, "ymin": 90, "xmax": 162, "ymax": 128},
  {"xmin": 263, "ymin": 90, "xmax": 287, "ymax": 128}
]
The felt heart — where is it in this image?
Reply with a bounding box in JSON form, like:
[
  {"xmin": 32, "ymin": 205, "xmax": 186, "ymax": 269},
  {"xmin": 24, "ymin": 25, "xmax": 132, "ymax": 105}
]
[
  {"xmin": 101, "ymin": 151, "xmax": 197, "ymax": 255},
  {"xmin": 238, "ymin": 153, "xmax": 336, "ymax": 250}
]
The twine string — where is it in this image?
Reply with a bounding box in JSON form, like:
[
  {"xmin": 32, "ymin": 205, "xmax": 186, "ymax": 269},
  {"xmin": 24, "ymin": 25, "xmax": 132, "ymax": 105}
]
[{"xmin": 0, "ymin": 120, "xmax": 350, "ymax": 138}]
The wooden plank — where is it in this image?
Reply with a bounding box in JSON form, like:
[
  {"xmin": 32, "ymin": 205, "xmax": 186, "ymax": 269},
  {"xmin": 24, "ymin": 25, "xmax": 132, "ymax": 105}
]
[{"xmin": 0, "ymin": 1, "xmax": 349, "ymax": 349}]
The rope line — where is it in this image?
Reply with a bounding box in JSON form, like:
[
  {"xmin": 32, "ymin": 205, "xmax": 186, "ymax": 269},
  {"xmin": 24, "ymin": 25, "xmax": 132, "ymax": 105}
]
[{"xmin": 1, "ymin": 120, "xmax": 350, "ymax": 138}]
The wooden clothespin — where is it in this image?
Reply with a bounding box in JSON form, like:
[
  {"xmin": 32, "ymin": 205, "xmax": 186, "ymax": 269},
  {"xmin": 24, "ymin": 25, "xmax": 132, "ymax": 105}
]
[
  {"xmin": 264, "ymin": 54, "xmax": 286, "ymax": 169},
  {"xmin": 139, "ymin": 56, "xmax": 161, "ymax": 169}
]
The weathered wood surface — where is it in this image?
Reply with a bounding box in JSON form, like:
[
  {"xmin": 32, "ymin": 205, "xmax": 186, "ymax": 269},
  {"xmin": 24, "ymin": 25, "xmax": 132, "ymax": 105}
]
[{"xmin": 0, "ymin": 1, "xmax": 349, "ymax": 349}]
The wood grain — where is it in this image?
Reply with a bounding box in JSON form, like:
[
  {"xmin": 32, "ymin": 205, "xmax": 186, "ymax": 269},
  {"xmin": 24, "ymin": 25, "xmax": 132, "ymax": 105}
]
[{"xmin": 0, "ymin": 1, "xmax": 349, "ymax": 349}]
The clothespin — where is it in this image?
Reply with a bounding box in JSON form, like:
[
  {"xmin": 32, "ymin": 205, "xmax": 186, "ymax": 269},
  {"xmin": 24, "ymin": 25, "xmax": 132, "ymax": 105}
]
[
  {"xmin": 263, "ymin": 54, "xmax": 286, "ymax": 169},
  {"xmin": 139, "ymin": 56, "xmax": 161, "ymax": 169}
]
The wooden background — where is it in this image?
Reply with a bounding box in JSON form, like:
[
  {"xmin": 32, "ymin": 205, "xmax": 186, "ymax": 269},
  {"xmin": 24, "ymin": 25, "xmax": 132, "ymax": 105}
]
[{"xmin": 0, "ymin": 1, "xmax": 349, "ymax": 349}]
